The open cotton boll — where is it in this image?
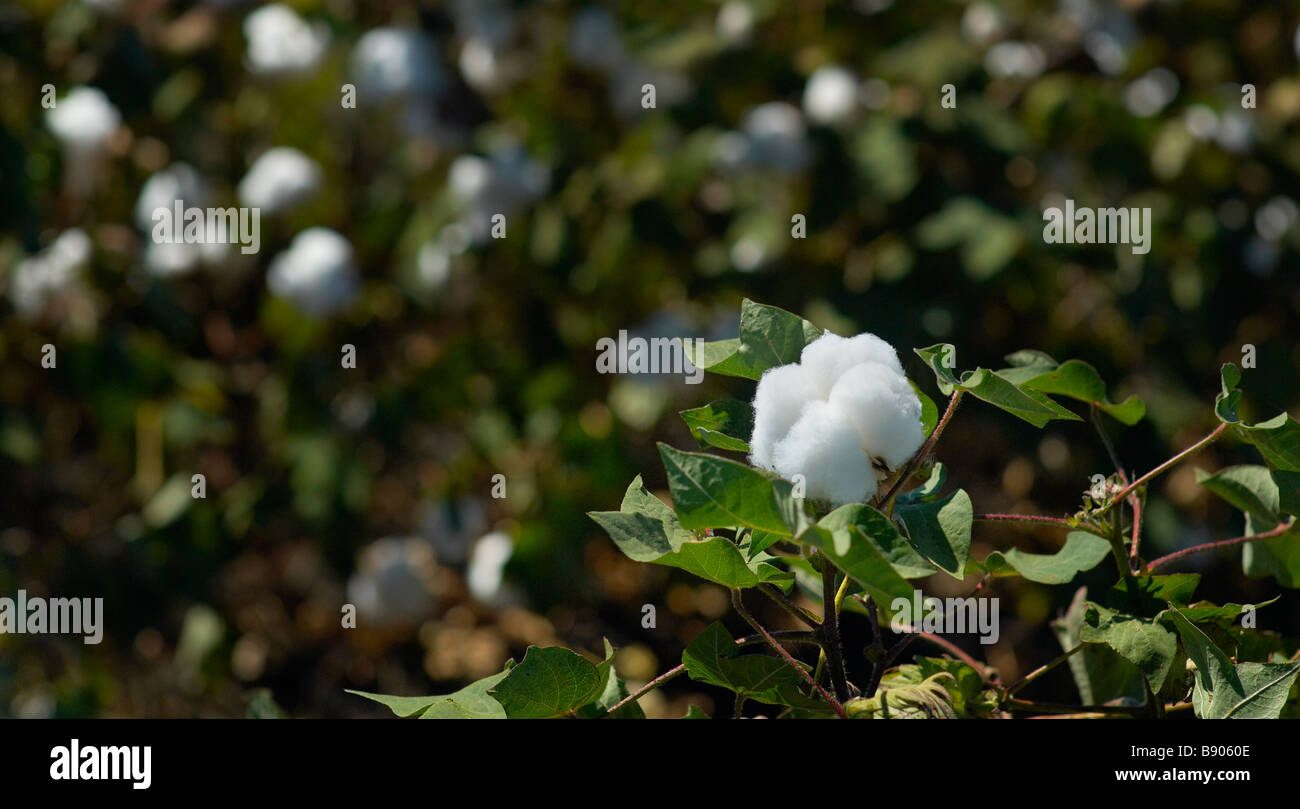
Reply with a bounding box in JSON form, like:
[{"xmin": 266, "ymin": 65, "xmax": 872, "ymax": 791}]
[
  {"xmin": 772, "ymin": 400, "xmax": 878, "ymax": 505},
  {"xmin": 46, "ymin": 87, "xmax": 120, "ymax": 150},
  {"xmin": 237, "ymin": 147, "xmax": 322, "ymax": 213},
  {"xmin": 799, "ymin": 331, "xmax": 903, "ymax": 397},
  {"xmin": 828, "ymin": 361, "xmax": 925, "ymax": 469},
  {"xmin": 135, "ymin": 163, "xmax": 208, "ymax": 229},
  {"xmin": 10, "ymin": 229, "xmax": 92, "ymax": 319},
  {"xmin": 243, "ymin": 4, "xmax": 329, "ymax": 76},
  {"xmin": 350, "ymin": 28, "xmax": 444, "ymax": 101},
  {"xmin": 266, "ymin": 228, "xmax": 361, "ymax": 317},
  {"xmin": 466, "ymin": 531, "xmax": 514, "ymax": 604},
  {"xmin": 803, "ymin": 65, "xmax": 859, "ymax": 126},
  {"xmin": 749, "ymin": 362, "xmax": 817, "ymax": 471}
]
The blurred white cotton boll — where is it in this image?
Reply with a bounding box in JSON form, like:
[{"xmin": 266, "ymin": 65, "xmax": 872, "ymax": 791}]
[
  {"xmin": 135, "ymin": 163, "xmax": 208, "ymax": 229},
  {"xmin": 467, "ymin": 531, "xmax": 514, "ymax": 604},
  {"xmin": 799, "ymin": 331, "xmax": 903, "ymax": 397},
  {"xmin": 803, "ymin": 65, "xmax": 859, "ymax": 126},
  {"xmin": 243, "ymin": 4, "xmax": 329, "ymax": 76},
  {"xmin": 748, "ymin": 362, "xmax": 816, "ymax": 470},
  {"xmin": 1124, "ymin": 68, "xmax": 1179, "ymax": 117},
  {"xmin": 351, "ymin": 27, "xmax": 444, "ymax": 101},
  {"xmin": 46, "ymin": 86, "xmax": 120, "ymax": 150},
  {"xmin": 961, "ymin": 3, "xmax": 1004, "ymax": 45},
  {"xmin": 447, "ymin": 143, "xmax": 550, "ymax": 243},
  {"xmin": 716, "ymin": 1, "xmax": 755, "ymax": 45},
  {"xmin": 10, "ymin": 229, "xmax": 92, "ymax": 320},
  {"xmin": 346, "ymin": 538, "xmax": 437, "ymax": 627},
  {"xmin": 738, "ymin": 102, "xmax": 809, "ymax": 172},
  {"xmin": 828, "ymin": 362, "xmax": 925, "ymax": 469},
  {"xmin": 417, "ymin": 241, "xmax": 452, "ymax": 289},
  {"xmin": 237, "ymin": 147, "xmax": 322, "ymax": 213},
  {"xmin": 1214, "ymin": 111, "xmax": 1253, "ymax": 154},
  {"xmin": 772, "ymin": 400, "xmax": 878, "ymax": 505},
  {"xmin": 984, "ymin": 42, "xmax": 1046, "ymax": 79},
  {"xmin": 266, "ymin": 228, "xmax": 361, "ymax": 316}
]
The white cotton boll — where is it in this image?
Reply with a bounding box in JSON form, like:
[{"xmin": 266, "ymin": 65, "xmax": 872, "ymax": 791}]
[
  {"xmin": 266, "ymin": 228, "xmax": 361, "ymax": 316},
  {"xmin": 351, "ymin": 27, "xmax": 444, "ymax": 101},
  {"xmin": 803, "ymin": 65, "xmax": 859, "ymax": 126},
  {"xmin": 772, "ymin": 400, "xmax": 877, "ymax": 505},
  {"xmin": 467, "ymin": 531, "xmax": 513, "ymax": 604},
  {"xmin": 749, "ymin": 362, "xmax": 817, "ymax": 471},
  {"xmin": 243, "ymin": 4, "xmax": 329, "ymax": 77},
  {"xmin": 45, "ymin": 86, "xmax": 120, "ymax": 150},
  {"xmin": 143, "ymin": 241, "xmax": 201, "ymax": 277},
  {"xmin": 799, "ymin": 331, "xmax": 903, "ymax": 397},
  {"xmin": 237, "ymin": 147, "xmax": 322, "ymax": 213},
  {"xmin": 346, "ymin": 537, "xmax": 437, "ymax": 626},
  {"xmin": 10, "ymin": 229, "xmax": 92, "ymax": 319},
  {"xmin": 741, "ymin": 102, "xmax": 810, "ymax": 172},
  {"xmin": 716, "ymin": 1, "xmax": 755, "ymax": 45},
  {"xmin": 828, "ymin": 362, "xmax": 925, "ymax": 469},
  {"xmin": 135, "ymin": 163, "xmax": 207, "ymax": 230}
]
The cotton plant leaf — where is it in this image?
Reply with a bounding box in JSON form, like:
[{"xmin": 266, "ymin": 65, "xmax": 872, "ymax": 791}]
[
  {"xmin": 684, "ymin": 299, "xmax": 823, "ymax": 381},
  {"xmin": 914, "ymin": 344, "xmax": 1079, "ymax": 427},
  {"xmin": 981, "ymin": 531, "xmax": 1111, "ymax": 584}
]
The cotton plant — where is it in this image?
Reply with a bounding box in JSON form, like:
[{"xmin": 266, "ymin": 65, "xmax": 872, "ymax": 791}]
[
  {"xmin": 565, "ymin": 6, "xmax": 690, "ymax": 120},
  {"xmin": 356, "ymin": 300, "xmax": 1300, "ymax": 719},
  {"xmin": 714, "ymin": 102, "xmax": 811, "ymax": 174},
  {"xmin": 134, "ymin": 163, "xmax": 225, "ymax": 276},
  {"xmin": 243, "ymin": 4, "xmax": 330, "ymax": 77},
  {"xmin": 8, "ymin": 229, "xmax": 93, "ymax": 320},
  {"xmin": 802, "ymin": 65, "xmax": 861, "ymax": 127},
  {"xmin": 237, "ymin": 147, "xmax": 323, "ymax": 215},
  {"xmin": 45, "ymin": 86, "xmax": 121, "ymax": 197},
  {"xmin": 446, "ymin": 143, "xmax": 550, "ymax": 245},
  {"xmin": 346, "ymin": 538, "xmax": 438, "ymax": 627},
  {"xmin": 265, "ymin": 228, "xmax": 361, "ymax": 317}
]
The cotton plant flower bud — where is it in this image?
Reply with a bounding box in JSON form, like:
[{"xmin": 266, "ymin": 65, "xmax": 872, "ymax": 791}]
[
  {"xmin": 243, "ymin": 4, "xmax": 329, "ymax": 77},
  {"xmin": 266, "ymin": 228, "xmax": 361, "ymax": 317},
  {"xmin": 827, "ymin": 362, "xmax": 925, "ymax": 469},
  {"xmin": 749, "ymin": 362, "xmax": 816, "ymax": 470},
  {"xmin": 772, "ymin": 400, "xmax": 879, "ymax": 505},
  {"xmin": 799, "ymin": 331, "xmax": 903, "ymax": 397},
  {"xmin": 802, "ymin": 65, "xmax": 859, "ymax": 126},
  {"xmin": 350, "ymin": 27, "xmax": 444, "ymax": 101},
  {"xmin": 749, "ymin": 330, "xmax": 925, "ymax": 505},
  {"xmin": 237, "ymin": 147, "xmax": 322, "ymax": 214}
]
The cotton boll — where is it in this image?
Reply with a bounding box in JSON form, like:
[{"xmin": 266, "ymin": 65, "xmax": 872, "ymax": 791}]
[
  {"xmin": 243, "ymin": 4, "xmax": 329, "ymax": 77},
  {"xmin": 741, "ymin": 102, "xmax": 810, "ymax": 172},
  {"xmin": 46, "ymin": 86, "xmax": 120, "ymax": 150},
  {"xmin": 346, "ymin": 537, "xmax": 437, "ymax": 626},
  {"xmin": 237, "ymin": 147, "xmax": 322, "ymax": 213},
  {"xmin": 803, "ymin": 65, "xmax": 859, "ymax": 126},
  {"xmin": 799, "ymin": 331, "xmax": 903, "ymax": 397},
  {"xmin": 10, "ymin": 229, "xmax": 92, "ymax": 319},
  {"xmin": 772, "ymin": 400, "xmax": 877, "ymax": 505},
  {"xmin": 466, "ymin": 531, "xmax": 514, "ymax": 604},
  {"xmin": 135, "ymin": 163, "xmax": 208, "ymax": 230},
  {"xmin": 266, "ymin": 228, "xmax": 361, "ymax": 317},
  {"xmin": 749, "ymin": 362, "xmax": 817, "ymax": 470},
  {"xmin": 350, "ymin": 28, "xmax": 444, "ymax": 101},
  {"xmin": 828, "ymin": 362, "xmax": 924, "ymax": 469}
]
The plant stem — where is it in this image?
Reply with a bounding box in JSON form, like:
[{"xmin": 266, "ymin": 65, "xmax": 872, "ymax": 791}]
[
  {"xmin": 819, "ymin": 556, "xmax": 852, "ymax": 703},
  {"xmin": 973, "ymin": 513, "xmax": 1072, "ymax": 526},
  {"xmin": 757, "ymin": 584, "xmax": 822, "ymax": 629},
  {"xmin": 1091, "ymin": 404, "xmax": 1127, "ymax": 481},
  {"xmin": 1005, "ymin": 644, "xmax": 1084, "ymax": 697},
  {"xmin": 1097, "ymin": 423, "xmax": 1228, "ymax": 517},
  {"xmin": 731, "ymin": 589, "xmax": 847, "ymax": 718},
  {"xmin": 879, "ymin": 390, "xmax": 965, "ymax": 509},
  {"xmin": 1146, "ymin": 519, "xmax": 1295, "ymax": 571}
]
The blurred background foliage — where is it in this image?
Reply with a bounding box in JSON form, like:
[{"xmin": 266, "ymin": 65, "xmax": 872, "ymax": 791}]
[{"xmin": 2, "ymin": 0, "xmax": 1300, "ymax": 717}]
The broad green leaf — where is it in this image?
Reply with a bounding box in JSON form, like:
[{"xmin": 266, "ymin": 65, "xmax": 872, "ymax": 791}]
[
  {"xmin": 1015, "ymin": 358, "xmax": 1145, "ymax": 425},
  {"xmin": 1051, "ymin": 587, "xmax": 1147, "ymax": 705},
  {"xmin": 1080, "ymin": 603, "xmax": 1177, "ymax": 690},
  {"xmin": 589, "ymin": 477, "xmax": 768, "ymax": 588},
  {"xmin": 488, "ymin": 646, "xmax": 604, "ymax": 718},
  {"xmin": 1196, "ymin": 465, "xmax": 1281, "ymax": 527},
  {"xmin": 348, "ymin": 671, "xmax": 510, "ymax": 719},
  {"xmin": 1168, "ymin": 606, "xmax": 1300, "ymax": 718},
  {"xmin": 800, "ymin": 505, "xmax": 920, "ymax": 613},
  {"xmin": 1215, "ymin": 363, "xmax": 1242, "ymax": 424},
  {"xmin": 1242, "ymin": 529, "xmax": 1300, "ymax": 589},
  {"xmin": 913, "ymin": 382, "xmax": 939, "ymax": 438},
  {"xmin": 684, "ymin": 300, "xmax": 822, "ymax": 381},
  {"xmin": 1215, "ymin": 363, "xmax": 1300, "ymax": 471},
  {"xmin": 1274, "ymin": 470, "xmax": 1300, "ymax": 516},
  {"xmin": 982, "ymin": 531, "xmax": 1111, "ymax": 584},
  {"xmin": 1106, "ymin": 574, "xmax": 1200, "ymax": 617},
  {"xmin": 679, "ymin": 399, "xmax": 753, "ymax": 454},
  {"xmin": 577, "ymin": 639, "xmax": 645, "ymax": 719},
  {"xmin": 1156, "ymin": 597, "xmax": 1277, "ymax": 625},
  {"xmin": 897, "ymin": 463, "xmax": 947, "ymax": 503},
  {"xmin": 658, "ymin": 444, "xmax": 794, "ymax": 534},
  {"xmin": 681, "ymin": 622, "xmax": 827, "ymax": 710},
  {"xmin": 682, "ymin": 705, "xmax": 709, "ymax": 719},
  {"xmin": 914, "ymin": 344, "xmax": 1074, "ymax": 427},
  {"xmin": 895, "ymin": 488, "xmax": 972, "ymax": 578}
]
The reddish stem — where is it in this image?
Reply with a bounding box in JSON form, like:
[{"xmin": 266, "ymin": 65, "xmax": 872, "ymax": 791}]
[{"xmin": 1146, "ymin": 519, "xmax": 1295, "ymax": 572}]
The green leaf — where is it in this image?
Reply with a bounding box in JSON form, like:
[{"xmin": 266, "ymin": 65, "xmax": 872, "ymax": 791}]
[
  {"xmin": 680, "ymin": 399, "xmax": 753, "ymax": 453},
  {"xmin": 1014, "ymin": 358, "xmax": 1145, "ymax": 425},
  {"xmin": 982, "ymin": 531, "xmax": 1111, "ymax": 584},
  {"xmin": 1106, "ymin": 574, "xmax": 1200, "ymax": 616},
  {"xmin": 894, "ymin": 488, "xmax": 973, "ymax": 578},
  {"xmin": 800, "ymin": 505, "xmax": 920, "ymax": 612},
  {"xmin": 1168, "ymin": 606, "xmax": 1300, "ymax": 718},
  {"xmin": 1215, "ymin": 363, "xmax": 1242, "ymax": 424},
  {"xmin": 1080, "ymin": 603, "xmax": 1177, "ymax": 690},
  {"xmin": 1215, "ymin": 364, "xmax": 1300, "ymax": 471},
  {"xmin": 1274, "ymin": 470, "xmax": 1300, "ymax": 516},
  {"xmin": 1051, "ymin": 587, "xmax": 1147, "ymax": 705},
  {"xmin": 488, "ymin": 646, "xmax": 605, "ymax": 718},
  {"xmin": 348, "ymin": 670, "xmax": 510, "ymax": 719},
  {"xmin": 1196, "ymin": 465, "xmax": 1280, "ymax": 527},
  {"xmin": 684, "ymin": 300, "xmax": 823, "ymax": 381},
  {"xmin": 914, "ymin": 344, "xmax": 1075, "ymax": 427},
  {"xmin": 1156, "ymin": 596, "xmax": 1277, "ymax": 625},
  {"xmin": 576, "ymin": 639, "xmax": 645, "ymax": 719},
  {"xmin": 682, "ymin": 705, "xmax": 709, "ymax": 719},
  {"xmin": 913, "ymin": 382, "xmax": 939, "ymax": 438},
  {"xmin": 589, "ymin": 476, "xmax": 768, "ymax": 588},
  {"xmin": 681, "ymin": 622, "xmax": 827, "ymax": 710},
  {"xmin": 658, "ymin": 444, "xmax": 795, "ymax": 534}
]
